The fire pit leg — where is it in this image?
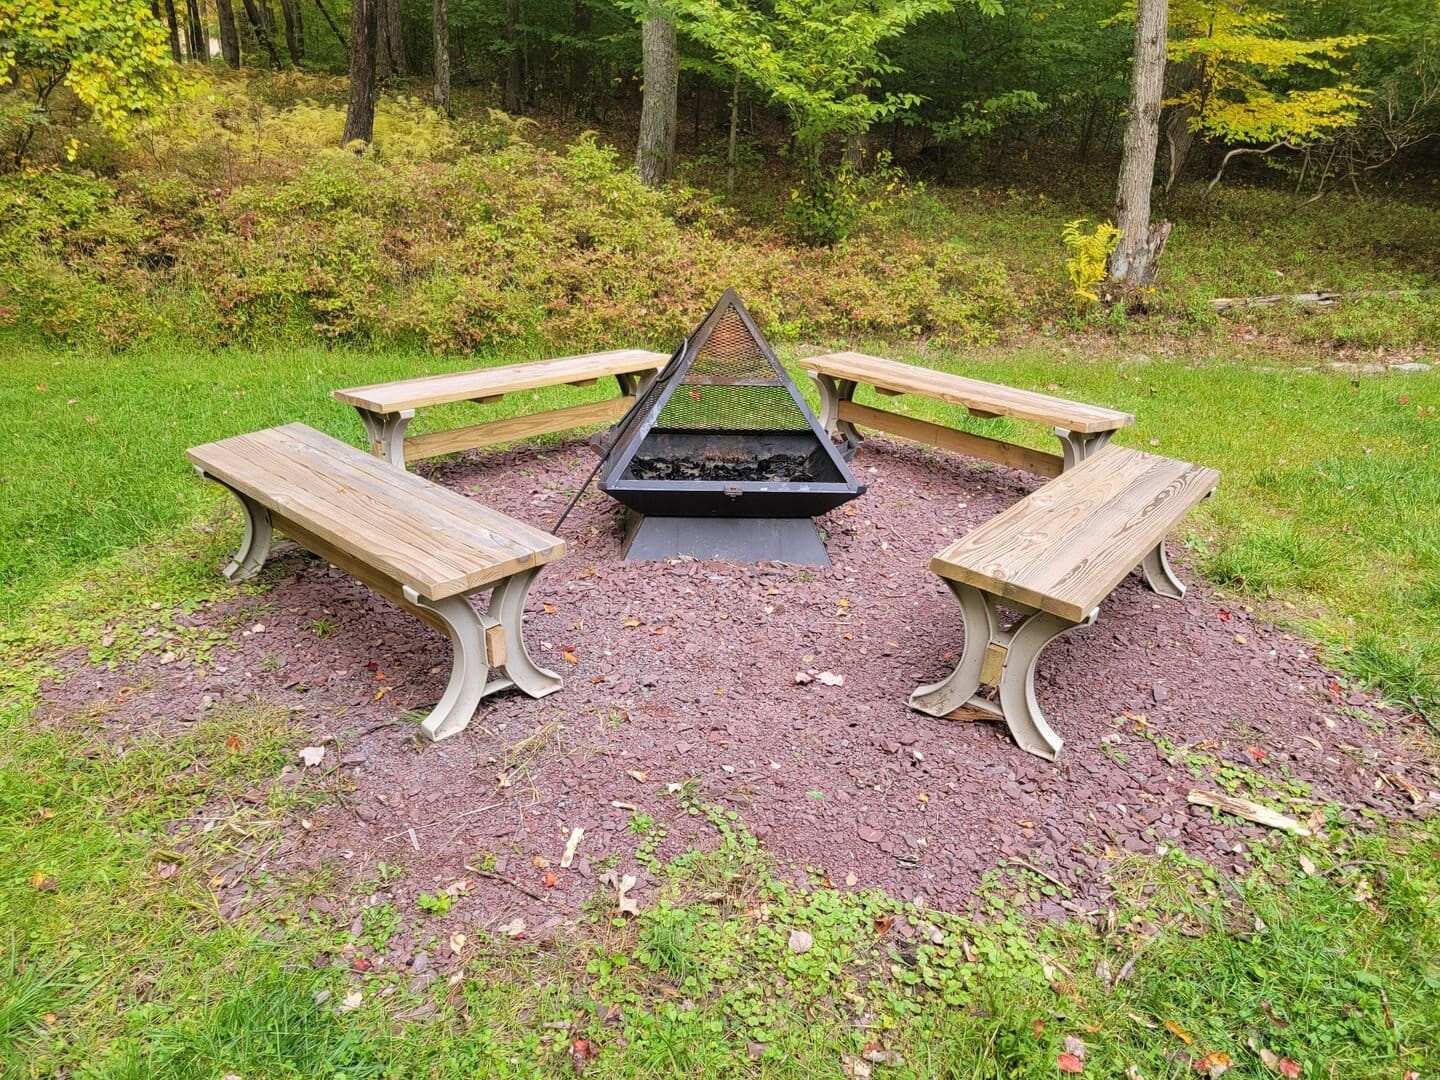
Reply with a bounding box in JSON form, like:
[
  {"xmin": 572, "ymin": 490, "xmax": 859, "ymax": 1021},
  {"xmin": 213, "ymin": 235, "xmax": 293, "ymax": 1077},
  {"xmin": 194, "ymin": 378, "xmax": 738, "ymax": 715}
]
[
  {"xmin": 488, "ymin": 567, "xmax": 564, "ymax": 700},
  {"xmin": 810, "ymin": 372, "xmax": 864, "ymax": 460},
  {"xmin": 908, "ymin": 581, "xmax": 1095, "ymax": 761}
]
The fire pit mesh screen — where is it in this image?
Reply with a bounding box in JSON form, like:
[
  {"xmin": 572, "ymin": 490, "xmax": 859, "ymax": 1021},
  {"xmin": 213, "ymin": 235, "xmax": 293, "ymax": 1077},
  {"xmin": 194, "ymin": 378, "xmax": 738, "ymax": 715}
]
[{"xmin": 650, "ymin": 384, "xmax": 812, "ymax": 431}]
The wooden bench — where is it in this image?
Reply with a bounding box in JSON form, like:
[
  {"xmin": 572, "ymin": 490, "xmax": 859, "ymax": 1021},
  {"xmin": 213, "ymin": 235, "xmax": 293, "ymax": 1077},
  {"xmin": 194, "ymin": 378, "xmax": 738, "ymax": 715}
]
[
  {"xmin": 808, "ymin": 351, "xmax": 1134, "ymax": 477},
  {"xmin": 333, "ymin": 348, "xmax": 669, "ymax": 469},
  {"xmin": 908, "ymin": 445, "xmax": 1219, "ymax": 760},
  {"xmin": 187, "ymin": 423, "xmax": 567, "ymax": 742}
]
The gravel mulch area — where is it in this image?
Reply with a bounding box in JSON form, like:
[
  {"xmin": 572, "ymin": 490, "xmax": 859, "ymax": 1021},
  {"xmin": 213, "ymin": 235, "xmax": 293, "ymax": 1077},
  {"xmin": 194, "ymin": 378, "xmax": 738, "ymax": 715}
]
[{"xmin": 37, "ymin": 436, "xmax": 1437, "ymax": 968}]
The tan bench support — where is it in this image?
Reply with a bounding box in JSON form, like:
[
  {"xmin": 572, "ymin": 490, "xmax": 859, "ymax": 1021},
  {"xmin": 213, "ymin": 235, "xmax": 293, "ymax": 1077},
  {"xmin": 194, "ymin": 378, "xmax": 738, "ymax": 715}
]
[
  {"xmin": 909, "ymin": 581, "xmax": 1096, "ymax": 761},
  {"xmin": 357, "ymin": 407, "xmax": 416, "ymax": 469},
  {"xmin": 1140, "ymin": 538, "xmax": 1186, "ymax": 598},
  {"xmin": 1054, "ymin": 427, "xmax": 1115, "ymax": 470}
]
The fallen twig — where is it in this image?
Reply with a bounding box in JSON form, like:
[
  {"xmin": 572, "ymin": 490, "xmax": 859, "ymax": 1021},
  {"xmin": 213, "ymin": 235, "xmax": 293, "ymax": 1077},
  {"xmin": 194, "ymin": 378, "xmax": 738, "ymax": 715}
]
[
  {"xmin": 465, "ymin": 863, "xmax": 549, "ymax": 903},
  {"xmin": 1187, "ymin": 790, "xmax": 1312, "ymax": 836}
]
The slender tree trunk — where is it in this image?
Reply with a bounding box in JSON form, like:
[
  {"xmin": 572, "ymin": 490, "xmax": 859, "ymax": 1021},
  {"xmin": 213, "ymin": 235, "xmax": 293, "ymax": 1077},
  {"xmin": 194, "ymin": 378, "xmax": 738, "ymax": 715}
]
[
  {"xmin": 569, "ymin": 0, "xmax": 592, "ymax": 116},
  {"xmin": 727, "ymin": 68, "xmax": 739, "ymax": 194},
  {"xmin": 278, "ymin": 0, "xmax": 303, "ymax": 62},
  {"xmin": 503, "ymin": 0, "xmax": 523, "ymax": 114},
  {"xmin": 314, "ymin": 0, "xmax": 348, "ymax": 48},
  {"xmin": 374, "ymin": 0, "xmax": 392, "ymax": 75},
  {"xmin": 343, "ymin": 0, "xmax": 378, "ymax": 146},
  {"xmin": 1109, "ymin": 0, "xmax": 1170, "ymax": 286},
  {"xmin": 215, "ymin": 0, "xmax": 241, "ymax": 66},
  {"xmin": 240, "ymin": 0, "xmax": 282, "ymax": 66},
  {"xmin": 433, "ymin": 0, "xmax": 451, "ymax": 114},
  {"xmin": 185, "ymin": 0, "xmax": 207, "ymax": 60},
  {"xmin": 636, "ymin": 11, "xmax": 677, "ymax": 186},
  {"xmin": 162, "ymin": 0, "xmax": 184, "ymax": 61},
  {"xmin": 385, "ymin": 0, "xmax": 407, "ymax": 74}
]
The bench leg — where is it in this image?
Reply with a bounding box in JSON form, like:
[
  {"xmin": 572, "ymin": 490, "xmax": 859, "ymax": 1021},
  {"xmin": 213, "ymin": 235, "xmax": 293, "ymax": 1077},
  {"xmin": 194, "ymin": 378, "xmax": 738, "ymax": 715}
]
[
  {"xmin": 405, "ymin": 590, "xmax": 492, "ymax": 741},
  {"xmin": 908, "ymin": 582, "xmax": 1095, "ymax": 761},
  {"xmin": 356, "ymin": 407, "xmax": 415, "ymax": 469},
  {"xmin": 1054, "ymin": 427, "xmax": 1113, "ymax": 471},
  {"xmin": 202, "ymin": 472, "xmax": 273, "ymax": 582},
  {"xmin": 614, "ymin": 369, "xmax": 656, "ymax": 400},
  {"xmin": 811, "ymin": 373, "xmax": 863, "ymax": 460},
  {"xmin": 488, "ymin": 567, "xmax": 564, "ymax": 700},
  {"xmin": 1140, "ymin": 542, "xmax": 1185, "ymax": 599}
]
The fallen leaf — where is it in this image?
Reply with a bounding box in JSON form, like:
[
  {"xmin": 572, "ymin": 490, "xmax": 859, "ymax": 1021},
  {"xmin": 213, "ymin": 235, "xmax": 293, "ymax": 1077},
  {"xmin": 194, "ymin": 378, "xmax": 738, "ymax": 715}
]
[
  {"xmin": 1165, "ymin": 1021, "xmax": 1194, "ymax": 1045},
  {"xmin": 298, "ymin": 745, "xmax": 326, "ymax": 767},
  {"xmin": 615, "ymin": 873, "xmax": 639, "ymax": 916},
  {"xmin": 840, "ymin": 1054, "xmax": 873, "ymax": 1079},
  {"xmin": 543, "ymin": 872, "xmax": 558, "ymax": 888},
  {"xmin": 1278, "ymin": 1060, "xmax": 1301, "ymax": 1078},
  {"xmin": 1031, "ymin": 1019, "xmax": 1045, "ymax": 1039},
  {"xmin": 1195, "ymin": 1051, "xmax": 1230, "ymax": 1077},
  {"xmin": 499, "ymin": 917, "xmax": 526, "ymax": 938},
  {"xmin": 1245, "ymin": 747, "xmax": 1269, "ymax": 763},
  {"xmin": 570, "ymin": 1037, "xmax": 598, "ymax": 1073},
  {"xmin": 562, "ymin": 651, "xmax": 579, "ymax": 664},
  {"xmin": 626, "ymin": 769, "xmax": 648, "ymax": 783},
  {"xmin": 844, "ymin": 871, "xmax": 859, "ymax": 887},
  {"xmin": 873, "ymin": 914, "xmax": 893, "ymax": 935},
  {"xmin": 816, "ymin": 671, "xmax": 844, "ymax": 686},
  {"xmin": 794, "ymin": 671, "xmax": 814, "ymax": 685},
  {"xmin": 29, "ymin": 872, "xmax": 57, "ymax": 891},
  {"xmin": 862, "ymin": 1044, "xmax": 904, "ymax": 1066},
  {"xmin": 1064, "ymin": 1035, "xmax": 1088, "ymax": 1062},
  {"xmin": 788, "ymin": 929, "xmax": 813, "ymax": 954},
  {"xmin": 1058, "ymin": 1052, "xmax": 1084, "ymax": 1073},
  {"xmin": 543, "ymin": 603, "xmax": 557, "ymax": 614},
  {"xmin": 36, "ymin": 807, "xmax": 53, "ymax": 820},
  {"xmin": 449, "ymin": 931, "xmax": 467, "ymax": 953},
  {"xmin": 532, "ymin": 855, "xmax": 551, "ymax": 869},
  {"xmin": 225, "ymin": 736, "xmax": 242, "ymax": 751},
  {"xmin": 337, "ymin": 991, "xmax": 363, "ymax": 1013},
  {"xmin": 1297, "ymin": 856, "xmax": 1317, "ymax": 876},
  {"xmin": 622, "ymin": 618, "xmax": 641, "ymax": 628}
]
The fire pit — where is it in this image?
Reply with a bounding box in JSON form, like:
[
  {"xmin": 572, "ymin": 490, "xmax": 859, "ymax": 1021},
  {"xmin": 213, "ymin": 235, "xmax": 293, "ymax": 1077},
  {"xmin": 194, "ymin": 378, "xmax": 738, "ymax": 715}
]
[{"xmin": 599, "ymin": 290, "xmax": 864, "ymax": 563}]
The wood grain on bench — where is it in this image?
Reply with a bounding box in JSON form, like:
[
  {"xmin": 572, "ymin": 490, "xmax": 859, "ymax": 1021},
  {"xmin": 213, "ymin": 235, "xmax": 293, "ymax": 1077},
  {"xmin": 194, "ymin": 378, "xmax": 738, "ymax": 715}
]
[
  {"xmin": 334, "ymin": 349, "xmax": 667, "ymax": 413},
  {"xmin": 929, "ymin": 445, "xmax": 1218, "ymax": 623},
  {"xmin": 187, "ymin": 423, "xmax": 565, "ymax": 599}
]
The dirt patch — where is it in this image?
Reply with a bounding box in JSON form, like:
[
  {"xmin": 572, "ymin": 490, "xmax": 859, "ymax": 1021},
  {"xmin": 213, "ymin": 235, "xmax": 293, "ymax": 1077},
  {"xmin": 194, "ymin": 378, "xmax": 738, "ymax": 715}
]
[{"xmin": 36, "ymin": 436, "xmax": 1437, "ymax": 967}]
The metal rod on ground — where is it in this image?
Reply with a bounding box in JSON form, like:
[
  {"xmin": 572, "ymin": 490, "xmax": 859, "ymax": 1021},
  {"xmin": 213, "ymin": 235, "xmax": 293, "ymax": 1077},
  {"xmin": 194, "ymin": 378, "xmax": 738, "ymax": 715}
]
[{"xmin": 553, "ymin": 336, "xmax": 688, "ymax": 532}]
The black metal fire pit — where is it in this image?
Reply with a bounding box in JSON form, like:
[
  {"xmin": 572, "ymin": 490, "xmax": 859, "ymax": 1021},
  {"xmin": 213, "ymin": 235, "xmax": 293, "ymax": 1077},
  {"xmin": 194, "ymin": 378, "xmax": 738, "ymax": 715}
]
[{"xmin": 599, "ymin": 289, "xmax": 864, "ymax": 563}]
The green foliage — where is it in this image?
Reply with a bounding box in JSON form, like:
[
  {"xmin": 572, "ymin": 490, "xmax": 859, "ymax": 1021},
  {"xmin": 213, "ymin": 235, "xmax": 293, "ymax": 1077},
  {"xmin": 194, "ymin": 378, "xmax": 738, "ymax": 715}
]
[
  {"xmin": 1060, "ymin": 217, "xmax": 1120, "ymax": 303},
  {"xmin": 0, "ymin": 0, "xmax": 180, "ymax": 165},
  {"xmin": 417, "ymin": 891, "xmax": 454, "ymax": 916}
]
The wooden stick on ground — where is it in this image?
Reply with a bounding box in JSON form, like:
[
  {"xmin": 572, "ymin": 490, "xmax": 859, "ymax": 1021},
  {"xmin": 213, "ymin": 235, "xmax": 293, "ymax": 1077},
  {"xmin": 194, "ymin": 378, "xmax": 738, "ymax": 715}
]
[{"xmin": 1186, "ymin": 790, "xmax": 1312, "ymax": 836}]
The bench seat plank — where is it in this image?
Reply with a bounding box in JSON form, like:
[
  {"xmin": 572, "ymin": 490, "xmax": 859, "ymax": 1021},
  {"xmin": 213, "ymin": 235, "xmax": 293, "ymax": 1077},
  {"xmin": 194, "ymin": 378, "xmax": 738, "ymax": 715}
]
[
  {"xmin": 929, "ymin": 445, "xmax": 1219, "ymax": 623},
  {"xmin": 187, "ymin": 423, "xmax": 565, "ymax": 599},
  {"xmin": 333, "ymin": 349, "xmax": 668, "ymax": 414},
  {"xmin": 811, "ymin": 351, "xmax": 1133, "ymax": 434}
]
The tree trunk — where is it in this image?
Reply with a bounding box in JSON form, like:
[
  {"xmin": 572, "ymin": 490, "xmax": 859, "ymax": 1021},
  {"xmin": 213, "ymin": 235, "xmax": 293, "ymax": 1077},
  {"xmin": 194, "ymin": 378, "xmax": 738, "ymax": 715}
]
[
  {"xmin": 314, "ymin": 0, "xmax": 348, "ymax": 49},
  {"xmin": 568, "ymin": 0, "xmax": 592, "ymax": 117},
  {"xmin": 503, "ymin": 0, "xmax": 523, "ymax": 114},
  {"xmin": 636, "ymin": 11, "xmax": 677, "ymax": 187},
  {"xmin": 240, "ymin": 0, "xmax": 282, "ymax": 66},
  {"xmin": 185, "ymin": 0, "xmax": 208, "ymax": 60},
  {"xmin": 163, "ymin": 0, "xmax": 184, "ymax": 62},
  {"xmin": 385, "ymin": 0, "xmax": 407, "ymax": 75},
  {"xmin": 433, "ymin": 0, "xmax": 450, "ymax": 115},
  {"xmin": 374, "ymin": 0, "xmax": 392, "ymax": 75},
  {"xmin": 343, "ymin": 0, "xmax": 378, "ymax": 146},
  {"xmin": 215, "ymin": 0, "xmax": 241, "ymax": 66},
  {"xmin": 278, "ymin": 0, "xmax": 303, "ymax": 62},
  {"xmin": 1108, "ymin": 0, "xmax": 1170, "ymax": 286},
  {"xmin": 727, "ymin": 68, "xmax": 740, "ymax": 194}
]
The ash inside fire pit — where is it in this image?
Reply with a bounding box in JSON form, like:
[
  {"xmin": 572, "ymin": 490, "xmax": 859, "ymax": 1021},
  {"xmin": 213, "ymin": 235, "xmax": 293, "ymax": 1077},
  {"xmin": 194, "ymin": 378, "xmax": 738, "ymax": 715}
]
[{"xmin": 629, "ymin": 449, "xmax": 820, "ymax": 483}]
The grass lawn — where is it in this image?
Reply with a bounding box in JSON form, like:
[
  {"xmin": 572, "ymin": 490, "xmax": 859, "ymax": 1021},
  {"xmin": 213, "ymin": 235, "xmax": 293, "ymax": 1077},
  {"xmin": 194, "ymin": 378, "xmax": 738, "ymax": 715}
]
[{"xmin": 2, "ymin": 333, "xmax": 1438, "ymax": 1076}]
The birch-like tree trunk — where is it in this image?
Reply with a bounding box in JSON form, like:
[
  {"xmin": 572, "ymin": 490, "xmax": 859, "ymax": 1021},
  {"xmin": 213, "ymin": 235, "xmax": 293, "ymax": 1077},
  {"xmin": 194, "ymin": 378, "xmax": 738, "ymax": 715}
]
[
  {"xmin": 215, "ymin": 0, "xmax": 241, "ymax": 66},
  {"xmin": 185, "ymin": 0, "xmax": 208, "ymax": 60},
  {"xmin": 1109, "ymin": 0, "xmax": 1170, "ymax": 286},
  {"xmin": 163, "ymin": 0, "xmax": 184, "ymax": 62},
  {"xmin": 636, "ymin": 10, "xmax": 678, "ymax": 187},
  {"xmin": 343, "ymin": 0, "xmax": 378, "ymax": 146},
  {"xmin": 433, "ymin": 0, "xmax": 451, "ymax": 115}
]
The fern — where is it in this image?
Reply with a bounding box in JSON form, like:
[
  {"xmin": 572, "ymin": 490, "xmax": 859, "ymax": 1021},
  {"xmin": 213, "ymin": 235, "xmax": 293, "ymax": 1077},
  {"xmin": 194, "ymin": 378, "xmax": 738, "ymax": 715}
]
[{"xmin": 1060, "ymin": 218, "xmax": 1121, "ymax": 304}]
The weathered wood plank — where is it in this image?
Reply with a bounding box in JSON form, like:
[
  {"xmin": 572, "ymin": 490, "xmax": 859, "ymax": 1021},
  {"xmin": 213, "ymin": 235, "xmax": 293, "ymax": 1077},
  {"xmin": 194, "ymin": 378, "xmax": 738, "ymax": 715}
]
[
  {"xmin": 333, "ymin": 349, "xmax": 668, "ymax": 414},
  {"xmin": 929, "ymin": 445, "xmax": 1219, "ymax": 622},
  {"xmin": 837, "ymin": 400, "xmax": 1064, "ymax": 478},
  {"xmin": 403, "ymin": 397, "xmax": 632, "ymax": 462},
  {"xmin": 812, "ymin": 351, "xmax": 1133, "ymax": 434},
  {"xmin": 188, "ymin": 424, "xmax": 565, "ymax": 599}
]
